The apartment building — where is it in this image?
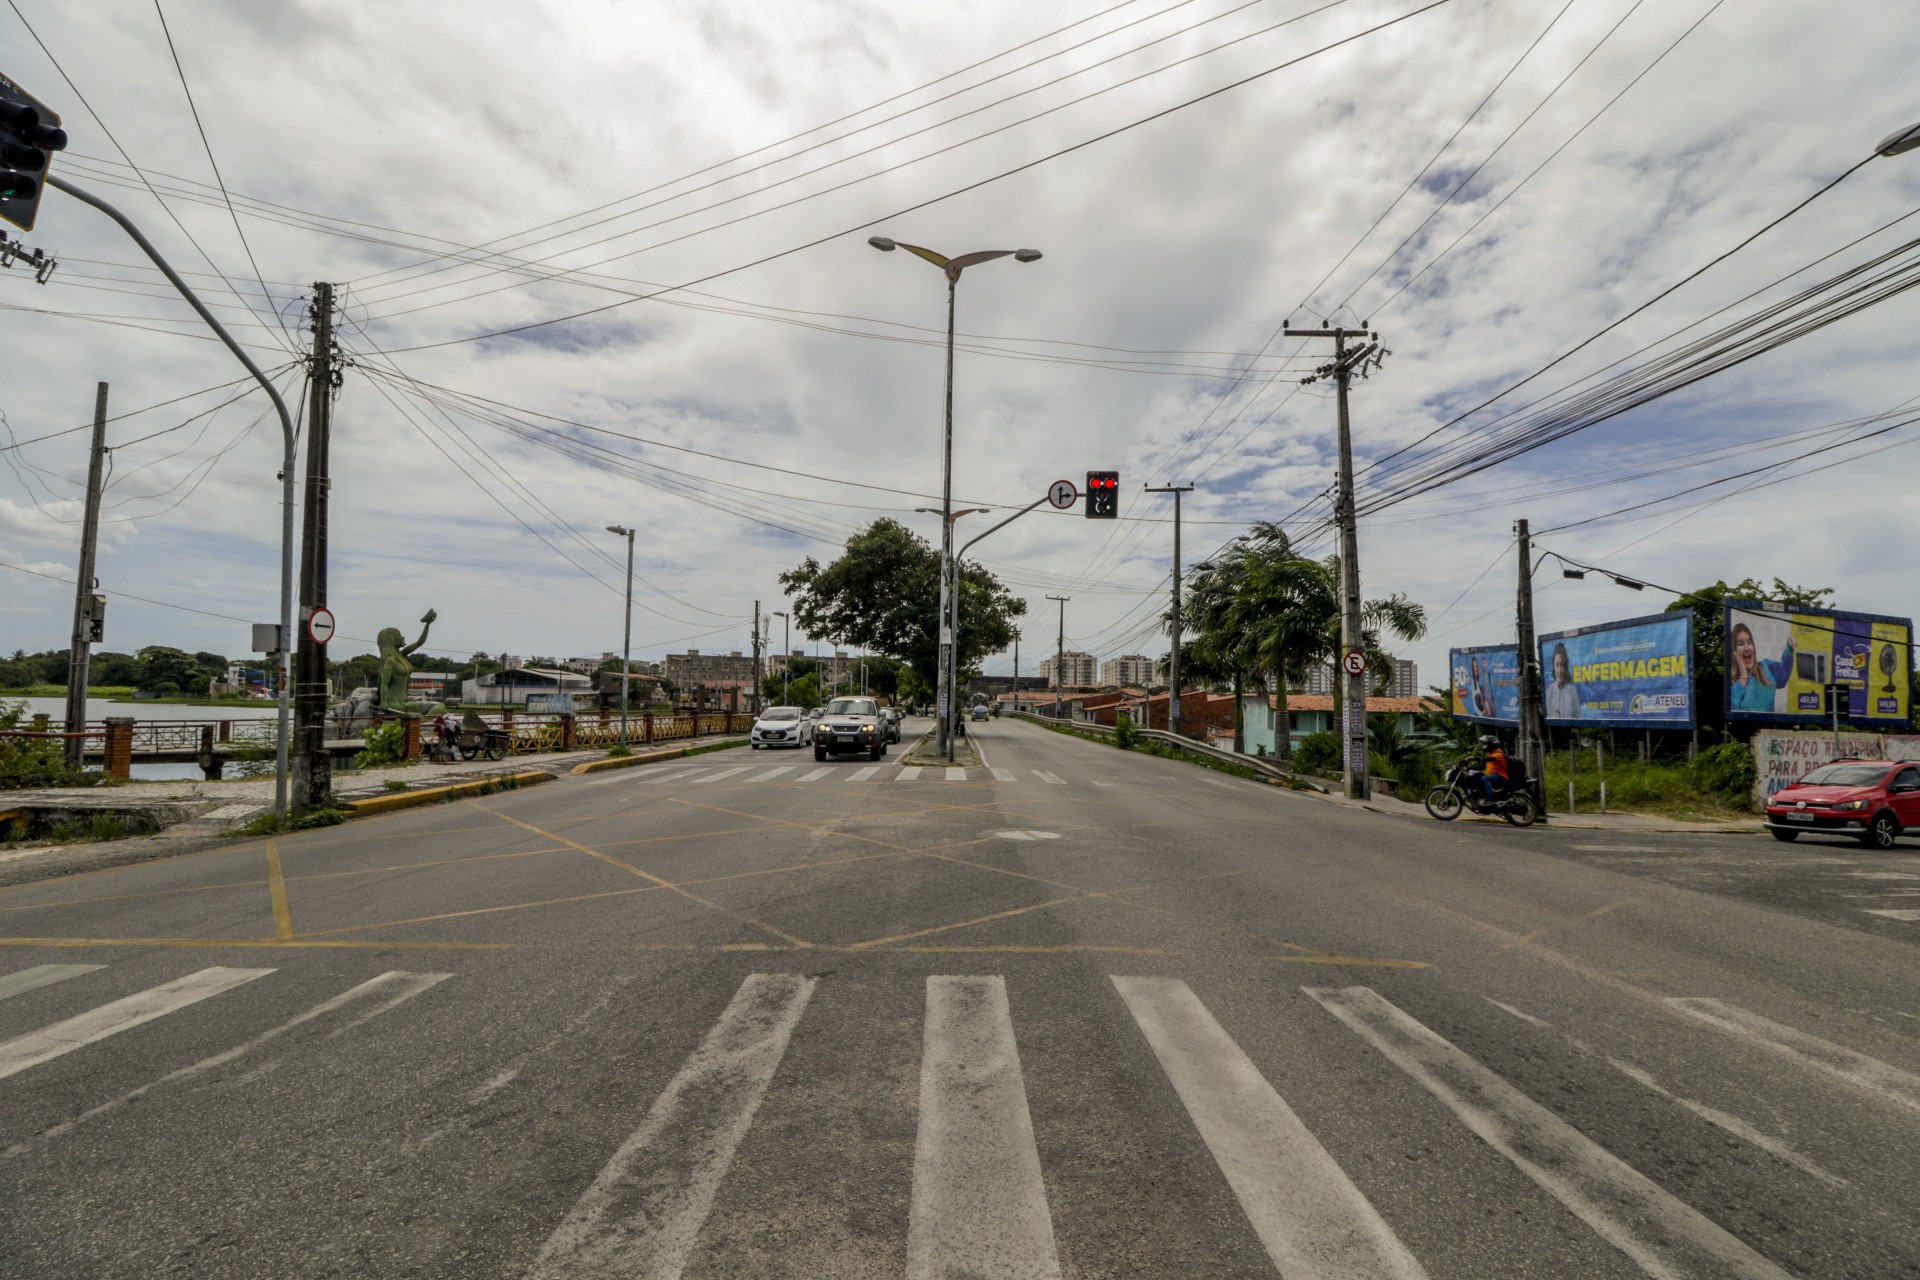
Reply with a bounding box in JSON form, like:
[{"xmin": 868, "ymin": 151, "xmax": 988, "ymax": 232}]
[
  {"xmin": 1039, "ymin": 651, "xmax": 1098, "ymax": 688},
  {"xmin": 1099, "ymin": 654, "xmax": 1155, "ymax": 688}
]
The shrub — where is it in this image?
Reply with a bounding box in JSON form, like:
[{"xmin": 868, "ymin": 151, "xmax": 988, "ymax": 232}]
[
  {"xmin": 352, "ymin": 720, "xmax": 408, "ymax": 769},
  {"xmin": 1690, "ymin": 742, "xmax": 1756, "ymax": 804},
  {"xmin": 1114, "ymin": 713, "xmax": 1139, "ymax": 750},
  {"xmin": 1293, "ymin": 731, "xmax": 1339, "ymax": 774},
  {"xmin": 1, "ymin": 698, "xmax": 88, "ymax": 790},
  {"xmin": 606, "ymin": 744, "xmax": 633, "ymax": 758}
]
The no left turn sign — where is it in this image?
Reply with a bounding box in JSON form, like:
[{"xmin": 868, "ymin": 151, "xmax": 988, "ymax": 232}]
[
  {"xmin": 308, "ymin": 607, "xmax": 336, "ymax": 646},
  {"xmin": 1341, "ymin": 649, "xmax": 1367, "ymax": 677},
  {"xmin": 1047, "ymin": 479, "xmax": 1078, "ymax": 510}
]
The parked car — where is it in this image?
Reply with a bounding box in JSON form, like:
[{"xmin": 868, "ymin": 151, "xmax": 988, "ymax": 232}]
[
  {"xmin": 814, "ymin": 696, "xmax": 887, "ymax": 761},
  {"xmin": 750, "ymin": 706, "xmax": 807, "ymax": 750},
  {"xmin": 880, "ymin": 707, "xmax": 902, "ymax": 743},
  {"xmin": 1764, "ymin": 759, "xmax": 1920, "ymax": 848}
]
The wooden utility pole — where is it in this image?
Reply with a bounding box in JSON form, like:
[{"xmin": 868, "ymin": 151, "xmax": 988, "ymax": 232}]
[
  {"xmin": 1145, "ymin": 483, "xmax": 1195, "ymax": 737},
  {"xmin": 292, "ymin": 282, "xmax": 335, "ymax": 814},
  {"xmin": 63, "ymin": 382, "xmax": 109, "ymax": 768},
  {"xmin": 1046, "ymin": 595, "xmax": 1070, "ymax": 719},
  {"xmin": 1285, "ymin": 323, "xmax": 1381, "ymax": 800}
]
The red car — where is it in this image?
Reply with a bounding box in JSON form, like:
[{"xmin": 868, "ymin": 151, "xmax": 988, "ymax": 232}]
[{"xmin": 1764, "ymin": 759, "xmax": 1920, "ymax": 849}]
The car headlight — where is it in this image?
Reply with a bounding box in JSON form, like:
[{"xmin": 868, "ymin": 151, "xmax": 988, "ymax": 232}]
[{"xmin": 1830, "ymin": 799, "xmax": 1869, "ymax": 811}]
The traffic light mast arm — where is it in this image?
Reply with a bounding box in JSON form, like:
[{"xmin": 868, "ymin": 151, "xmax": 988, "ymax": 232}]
[
  {"xmin": 955, "ymin": 491, "xmax": 1053, "ymax": 562},
  {"xmin": 46, "ymin": 172, "xmax": 300, "ymax": 821}
]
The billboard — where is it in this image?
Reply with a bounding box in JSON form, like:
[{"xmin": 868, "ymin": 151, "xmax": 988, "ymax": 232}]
[
  {"xmin": 1449, "ymin": 644, "xmax": 1519, "ymax": 725},
  {"xmin": 1725, "ymin": 600, "xmax": 1912, "ymax": 724},
  {"xmin": 1539, "ymin": 612, "xmax": 1695, "ymax": 729}
]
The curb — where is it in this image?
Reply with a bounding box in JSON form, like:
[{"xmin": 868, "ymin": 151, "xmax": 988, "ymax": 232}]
[
  {"xmin": 342, "ymin": 769, "xmax": 558, "ymax": 816},
  {"xmin": 569, "ymin": 739, "xmax": 748, "ymax": 775}
]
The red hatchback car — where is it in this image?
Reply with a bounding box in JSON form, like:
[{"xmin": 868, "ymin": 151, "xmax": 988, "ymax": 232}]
[{"xmin": 1764, "ymin": 759, "xmax": 1920, "ymax": 849}]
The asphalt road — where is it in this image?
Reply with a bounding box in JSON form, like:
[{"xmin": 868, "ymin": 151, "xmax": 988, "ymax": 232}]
[{"xmin": 2, "ymin": 716, "xmax": 1916, "ymax": 1278}]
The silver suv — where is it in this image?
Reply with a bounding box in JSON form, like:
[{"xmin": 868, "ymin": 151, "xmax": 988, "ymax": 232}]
[{"xmin": 814, "ymin": 697, "xmax": 887, "ymax": 761}]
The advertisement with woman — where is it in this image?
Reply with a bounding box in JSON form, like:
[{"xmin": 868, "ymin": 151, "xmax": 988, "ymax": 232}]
[
  {"xmin": 1449, "ymin": 644, "xmax": 1518, "ymax": 725},
  {"xmin": 1539, "ymin": 612, "xmax": 1695, "ymax": 728},
  {"xmin": 1725, "ymin": 601, "xmax": 1912, "ymax": 724}
]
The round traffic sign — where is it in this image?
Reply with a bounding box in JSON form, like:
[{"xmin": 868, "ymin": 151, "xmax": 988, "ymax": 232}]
[
  {"xmin": 1341, "ymin": 649, "xmax": 1367, "ymax": 677},
  {"xmin": 1047, "ymin": 479, "xmax": 1078, "ymax": 510},
  {"xmin": 308, "ymin": 607, "xmax": 336, "ymax": 646}
]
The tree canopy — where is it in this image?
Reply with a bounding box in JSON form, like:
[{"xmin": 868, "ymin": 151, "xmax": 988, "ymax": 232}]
[{"xmin": 780, "ymin": 519, "xmax": 1027, "ymax": 687}]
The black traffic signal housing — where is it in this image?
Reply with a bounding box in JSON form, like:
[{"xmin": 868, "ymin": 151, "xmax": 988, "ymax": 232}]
[
  {"xmin": 84, "ymin": 593, "xmax": 106, "ymax": 644},
  {"xmin": 1085, "ymin": 471, "xmax": 1119, "ymax": 519},
  {"xmin": 0, "ymin": 74, "xmax": 66, "ymax": 233}
]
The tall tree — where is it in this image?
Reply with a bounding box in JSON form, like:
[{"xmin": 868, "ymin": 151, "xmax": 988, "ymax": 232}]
[{"xmin": 780, "ymin": 519, "xmax": 1026, "ymax": 689}]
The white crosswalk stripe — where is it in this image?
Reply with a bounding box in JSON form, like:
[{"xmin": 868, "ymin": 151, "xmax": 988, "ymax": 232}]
[
  {"xmin": 1307, "ymin": 985, "xmax": 1794, "ymax": 1280},
  {"xmin": 757, "ymin": 765, "xmax": 796, "ymax": 781},
  {"xmin": 945, "ymin": 767, "xmax": 967, "ymax": 782},
  {"xmin": 1666, "ymin": 997, "xmax": 1920, "ymax": 1115},
  {"xmin": 1033, "ymin": 770, "xmax": 1066, "ymax": 785},
  {"xmin": 690, "ymin": 765, "xmax": 754, "ymax": 784},
  {"xmin": 797, "ymin": 767, "xmax": 834, "ymax": 782},
  {"xmin": 0, "ymin": 967, "xmax": 274, "ymax": 1081},
  {"xmin": 908, "ymin": 977, "xmax": 1059, "ymax": 1278},
  {"xmin": 850, "ymin": 766, "xmax": 882, "ymax": 781},
  {"xmin": 1115, "ymin": 976, "xmax": 1426, "ymax": 1279},
  {"xmin": 895, "ymin": 768, "xmax": 920, "ymax": 782},
  {"xmin": 0, "ymin": 963, "xmax": 104, "ymax": 1003},
  {"xmin": 990, "ymin": 767, "xmax": 1015, "ymax": 782},
  {"xmin": 530, "ymin": 974, "xmax": 816, "ymax": 1279}
]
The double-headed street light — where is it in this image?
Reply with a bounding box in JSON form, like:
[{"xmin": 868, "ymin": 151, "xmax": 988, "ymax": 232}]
[
  {"xmin": 606, "ymin": 525, "xmax": 635, "ymax": 747},
  {"xmin": 871, "ymin": 235, "xmax": 1040, "ymax": 757}
]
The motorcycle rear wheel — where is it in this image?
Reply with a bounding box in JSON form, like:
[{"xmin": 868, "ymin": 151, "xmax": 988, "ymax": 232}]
[
  {"xmin": 1501, "ymin": 794, "xmax": 1538, "ymax": 827},
  {"xmin": 1424, "ymin": 786, "xmax": 1464, "ymax": 820}
]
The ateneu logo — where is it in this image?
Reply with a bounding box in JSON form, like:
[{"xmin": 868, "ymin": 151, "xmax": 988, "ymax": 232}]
[{"xmin": 1629, "ymin": 693, "xmax": 1688, "ymax": 714}]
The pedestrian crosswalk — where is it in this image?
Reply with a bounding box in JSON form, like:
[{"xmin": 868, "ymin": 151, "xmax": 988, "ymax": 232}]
[
  {"xmin": 619, "ymin": 761, "xmax": 1158, "ymax": 789},
  {"xmin": 3, "ymin": 959, "xmax": 1908, "ymax": 1276}
]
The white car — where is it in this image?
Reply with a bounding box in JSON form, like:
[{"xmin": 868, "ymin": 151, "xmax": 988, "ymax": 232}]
[{"xmin": 750, "ymin": 706, "xmax": 808, "ymax": 749}]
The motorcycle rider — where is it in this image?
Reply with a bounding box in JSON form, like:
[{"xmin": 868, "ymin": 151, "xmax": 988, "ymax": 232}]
[{"xmin": 1473, "ymin": 734, "xmax": 1510, "ymax": 810}]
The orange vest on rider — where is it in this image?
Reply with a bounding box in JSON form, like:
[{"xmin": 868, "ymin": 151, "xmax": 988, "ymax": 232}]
[{"xmin": 1484, "ymin": 749, "xmax": 1509, "ymax": 780}]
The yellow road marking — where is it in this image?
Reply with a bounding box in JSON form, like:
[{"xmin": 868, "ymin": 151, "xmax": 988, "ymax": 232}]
[
  {"xmin": 885, "ymin": 943, "xmax": 1181, "ymax": 956},
  {"xmin": 473, "ymin": 803, "xmax": 812, "ymax": 949},
  {"xmin": 0, "ymin": 935, "xmax": 514, "ymax": 950},
  {"xmin": 265, "ymin": 838, "xmax": 293, "ymax": 941},
  {"xmin": 847, "ymin": 893, "xmax": 1097, "ymax": 950},
  {"xmin": 1586, "ymin": 901, "xmax": 1624, "ymax": 917},
  {"xmin": 1502, "ymin": 928, "xmax": 1551, "ymax": 950},
  {"xmin": 1274, "ymin": 940, "xmax": 1429, "ymax": 968}
]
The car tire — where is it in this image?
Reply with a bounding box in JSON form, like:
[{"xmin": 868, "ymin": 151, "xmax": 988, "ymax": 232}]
[
  {"xmin": 869, "ymin": 745, "xmax": 882, "ymax": 761},
  {"xmin": 752, "ymin": 743, "xmax": 762, "ymax": 750},
  {"xmin": 1860, "ymin": 812, "xmax": 1899, "ymax": 849},
  {"xmin": 815, "ymin": 747, "xmax": 826, "ymax": 762},
  {"xmin": 1769, "ymin": 828, "xmax": 1799, "ymax": 842}
]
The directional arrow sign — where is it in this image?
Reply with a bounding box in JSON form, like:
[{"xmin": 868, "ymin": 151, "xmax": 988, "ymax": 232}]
[
  {"xmin": 308, "ymin": 607, "xmax": 336, "ymax": 646},
  {"xmin": 1047, "ymin": 479, "xmax": 1078, "ymax": 510}
]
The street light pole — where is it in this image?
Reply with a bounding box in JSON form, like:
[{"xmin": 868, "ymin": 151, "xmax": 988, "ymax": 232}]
[
  {"xmin": 774, "ymin": 611, "xmax": 789, "ymax": 703},
  {"xmin": 606, "ymin": 525, "xmax": 634, "ymax": 747},
  {"xmin": 870, "ymin": 235, "xmax": 1040, "ymax": 760},
  {"xmin": 919, "ymin": 505, "xmax": 988, "ymax": 760}
]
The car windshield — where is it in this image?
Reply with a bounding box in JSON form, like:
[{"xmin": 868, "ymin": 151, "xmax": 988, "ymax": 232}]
[
  {"xmin": 1797, "ymin": 764, "xmax": 1888, "ymax": 787},
  {"xmin": 758, "ymin": 708, "xmax": 800, "ymax": 721},
  {"xmin": 827, "ymin": 698, "xmax": 878, "ymax": 716}
]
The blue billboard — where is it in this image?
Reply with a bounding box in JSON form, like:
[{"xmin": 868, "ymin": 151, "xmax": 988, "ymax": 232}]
[
  {"xmin": 1724, "ymin": 601, "xmax": 1911, "ymax": 725},
  {"xmin": 1449, "ymin": 644, "xmax": 1519, "ymax": 725},
  {"xmin": 1539, "ymin": 612, "xmax": 1695, "ymax": 729}
]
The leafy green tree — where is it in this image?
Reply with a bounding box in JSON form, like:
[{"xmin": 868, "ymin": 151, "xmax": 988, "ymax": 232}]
[
  {"xmin": 91, "ymin": 653, "xmax": 141, "ymax": 686},
  {"xmin": 780, "ymin": 519, "xmax": 1027, "ymax": 690},
  {"xmin": 135, "ymin": 646, "xmax": 213, "ymax": 696},
  {"xmin": 784, "ymin": 673, "xmax": 822, "ymax": 709}
]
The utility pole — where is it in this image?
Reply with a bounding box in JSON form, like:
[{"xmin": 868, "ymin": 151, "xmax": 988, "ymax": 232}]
[
  {"xmin": 1514, "ymin": 518, "xmax": 1548, "ymax": 822},
  {"xmin": 1145, "ymin": 483, "xmax": 1195, "ymax": 738},
  {"xmin": 1013, "ymin": 627, "xmax": 1020, "ymax": 706},
  {"xmin": 1047, "ymin": 595, "xmax": 1070, "ymax": 719},
  {"xmin": 292, "ymin": 283, "xmax": 337, "ymax": 814},
  {"xmin": 752, "ymin": 600, "xmax": 762, "ymax": 715},
  {"xmin": 62, "ymin": 382, "xmax": 108, "ymax": 768}
]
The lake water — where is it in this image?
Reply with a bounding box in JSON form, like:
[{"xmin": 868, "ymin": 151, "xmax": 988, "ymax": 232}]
[{"xmin": 7, "ymin": 696, "xmax": 283, "ymax": 781}]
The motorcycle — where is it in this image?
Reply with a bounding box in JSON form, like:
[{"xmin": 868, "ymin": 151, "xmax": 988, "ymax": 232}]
[{"xmin": 1424, "ymin": 758, "xmax": 1537, "ymax": 827}]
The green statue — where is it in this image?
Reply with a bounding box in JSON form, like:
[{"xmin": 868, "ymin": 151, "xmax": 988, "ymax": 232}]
[{"xmin": 378, "ymin": 609, "xmax": 445, "ymax": 714}]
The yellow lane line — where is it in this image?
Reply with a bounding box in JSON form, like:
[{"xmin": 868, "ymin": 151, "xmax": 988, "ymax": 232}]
[
  {"xmin": 1586, "ymin": 901, "xmax": 1625, "ymax": 917},
  {"xmin": 473, "ymin": 803, "xmax": 813, "ymax": 949},
  {"xmin": 908, "ymin": 849, "xmax": 1097, "ymax": 895},
  {"xmin": 847, "ymin": 893, "xmax": 1098, "ymax": 950},
  {"xmin": 0, "ymin": 877, "xmax": 271, "ymax": 914},
  {"xmin": 1268, "ymin": 953, "xmax": 1431, "ymax": 968},
  {"xmin": 0, "ymin": 842, "xmax": 255, "ymax": 895},
  {"xmin": 265, "ymin": 838, "xmax": 293, "ymax": 941},
  {"xmin": 1501, "ymin": 927, "xmax": 1551, "ymax": 950},
  {"xmin": 659, "ymin": 796, "xmax": 921, "ymax": 855},
  {"xmin": 0, "ymin": 935, "xmax": 514, "ymax": 950},
  {"xmin": 884, "ymin": 943, "xmax": 1182, "ymax": 956}
]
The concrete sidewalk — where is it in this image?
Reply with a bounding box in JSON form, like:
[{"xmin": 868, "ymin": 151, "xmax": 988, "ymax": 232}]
[{"xmin": 1322, "ymin": 786, "xmax": 1758, "ymax": 834}]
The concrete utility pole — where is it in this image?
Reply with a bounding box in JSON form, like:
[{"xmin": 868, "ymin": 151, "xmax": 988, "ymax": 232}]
[
  {"xmin": 1047, "ymin": 595, "xmax": 1070, "ymax": 719},
  {"xmin": 606, "ymin": 525, "xmax": 635, "ymax": 746},
  {"xmin": 1285, "ymin": 323, "xmax": 1381, "ymax": 800},
  {"xmin": 752, "ymin": 600, "xmax": 762, "ymax": 715},
  {"xmin": 292, "ymin": 282, "xmax": 335, "ymax": 814},
  {"xmin": 1012, "ymin": 627, "xmax": 1020, "ymax": 705},
  {"xmin": 1145, "ymin": 484, "xmax": 1195, "ymax": 738},
  {"xmin": 62, "ymin": 382, "xmax": 108, "ymax": 768},
  {"xmin": 1514, "ymin": 518, "xmax": 1548, "ymax": 822}
]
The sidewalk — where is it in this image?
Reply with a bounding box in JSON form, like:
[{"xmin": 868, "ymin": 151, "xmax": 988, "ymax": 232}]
[{"xmin": 1317, "ymin": 786, "xmax": 1758, "ymax": 834}]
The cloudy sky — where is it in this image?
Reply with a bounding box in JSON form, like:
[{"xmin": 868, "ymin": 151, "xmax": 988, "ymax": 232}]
[{"xmin": 4, "ymin": 0, "xmax": 1918, "ymax": 688}]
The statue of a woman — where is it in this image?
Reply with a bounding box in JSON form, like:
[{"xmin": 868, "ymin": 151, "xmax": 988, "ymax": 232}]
[{"xmin": 377, "ymin": 609, "xmax": 441, "ymax": 713}]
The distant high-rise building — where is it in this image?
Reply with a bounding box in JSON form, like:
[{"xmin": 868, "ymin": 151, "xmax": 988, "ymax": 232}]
[
  {"xmin": 1295, "ymin": 654, "xmax": 1418, "ymax": 697},
  {"xmin": 1040, "ymin": 651, "xmax": 1098, "ymax": 688},
  {"xmin": 1098, "ymin": 654, "xmax": 1155, "ymax": 687},
  {"xmin": 1387, "ymin": 658, "xmax": 1419, "ymax": 698}
]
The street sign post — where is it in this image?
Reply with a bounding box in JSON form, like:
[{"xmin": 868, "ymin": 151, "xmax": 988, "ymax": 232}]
[
  {"xmin": 307, "ymin": 607, "xmax": 336, "ymax": 646},
  {"xmin": 1047, "ymin": 479, "xmax": 1078, "ymax": 510}
]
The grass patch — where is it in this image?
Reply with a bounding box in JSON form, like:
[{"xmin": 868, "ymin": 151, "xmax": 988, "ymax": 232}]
[
  {"xmin": 383, "ymin": 779, "xmax": 409, "ymax": 792},
  {"xmin": 0, "ymin": 685, "xmax": 136, "ymax": 699},
  {"xmin": 230, "ymin": 806, "xmax": 348, "ymax": 837},
  {"xmin": 606, "ymin": 744, "xmax": 633, "ymax": 758},
  {"xmin": 1541, "ymin": 749, "xmax": 1756, "ymax": 822}
]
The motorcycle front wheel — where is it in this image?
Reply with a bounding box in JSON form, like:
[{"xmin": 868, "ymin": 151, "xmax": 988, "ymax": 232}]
[
  {"xmin": 1424, "ymin": 786, "xmax": 1464, "ymax": 820},
  {"xmin": 1502, "ymin": 794, "xmax": 1538, "ymax": 827}
]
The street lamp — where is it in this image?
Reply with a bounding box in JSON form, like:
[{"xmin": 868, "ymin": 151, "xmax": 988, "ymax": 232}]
[
  {"xmin": 773, "ymin": 610, "xmax": 790, "ymax": 703},
  {"xmin": 918, "ymin": 505, "xmax": 989, "ymax": 758},
  {"xmin": 606, "ymin": 525, "xmax": 634, "ymax": 747},
  {"xmin": 872, "ymin": 234, "xmax": 1040, "ymax": 759}
]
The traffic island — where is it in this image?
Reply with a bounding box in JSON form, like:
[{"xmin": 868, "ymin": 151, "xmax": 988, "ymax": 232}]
[{"xmin": 901, "ymin": 734, "xmax": 981, "ymax": 768}]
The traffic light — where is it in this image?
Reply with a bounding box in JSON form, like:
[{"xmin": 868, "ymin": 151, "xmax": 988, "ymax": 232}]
[
  {"xmin": 0, "ymin": 74, "xmax": 66, "ymax": 233},
  {"xmin": 1085, "ymin": 471, "xmax": 1118, "ymax": 518},
  {"xmin": 84, "ymin": 593, "xmax": 106, "ymax": 644}
]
